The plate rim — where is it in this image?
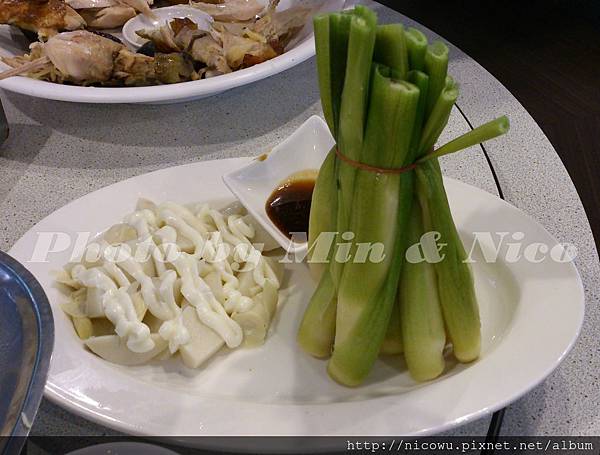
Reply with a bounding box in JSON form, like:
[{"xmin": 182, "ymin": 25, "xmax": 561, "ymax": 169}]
[
  {"xmin": 7, "ymin": 156, "xmax": 585, "ymax": 440},
  {"xmin": 0, "ymin": 251, "xmax": 54, "ymax": 448}
]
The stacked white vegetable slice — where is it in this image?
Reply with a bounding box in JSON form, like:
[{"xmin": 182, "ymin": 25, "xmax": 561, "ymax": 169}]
[{"xmin": 57, "ymin": 199, "xmax": 283, "ymax": 368}]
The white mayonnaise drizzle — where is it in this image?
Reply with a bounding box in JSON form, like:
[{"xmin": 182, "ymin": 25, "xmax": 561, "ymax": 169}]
[
  {"xmin": 171, "ymin": 252, "xmax": 243, "ymax": 348},
  {"xmin": 71, "ymin": 264, "xmax": 154, "ymax": 353},
  {"xmin": 68, "ymin": 200, "xmax": 280, "ymax": 356}
]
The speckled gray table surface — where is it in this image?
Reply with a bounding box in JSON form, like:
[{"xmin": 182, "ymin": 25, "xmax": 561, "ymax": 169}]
[{"xmin": 0, "ymin": 0, "xmax": 598, "ymax": 441}]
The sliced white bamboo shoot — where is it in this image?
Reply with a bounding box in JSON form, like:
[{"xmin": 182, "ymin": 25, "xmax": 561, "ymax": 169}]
[
  {"xmin": 142, "ymin": 311, "xmax": 163, "ymax": 333},
  {"xmin": 54, "ymin": 269, "xmax": 82, "ymax": 289},
  {"xmin": 85, "ymin": 334, "xmax": 167, "ymax": 366},
  {"xmin": 263, "ymin": 256, "xmax": 284, "ymax": 285},
  {"xmin": 73, "ymin": 317, "xmax": 93, "ymax": 340},
  {"xmin": 261, "ymin": 278, "xmax": 279, "ymax": 319},
  {"xmin": 91, "ymin": 318, "xmax": 116, "ymax": 337},
  {"xmin": 179, "ymin": 306, "xmax": 224, "ymax": 369},
  {"xmin": 82, "ymin": 244, "xmax": 103, "ymax": 268},
  {"xmin": 136, "ymin": 198, "xmax": 157, "ymax": 212},
  {"xmin": 131, "ymin": 291, "xmax": 147, "ymax": 321},
  {"xmin": 232, "ymin": 298, "xmax": 270, "ymax": 347},
  {"xmin": 61, "ymin": 288, "xmax": 87, "ymax": 318},
  {"xmin": 176, "ymin": 235, "xmax": 195, "ymax": 254},
  {"xmin": 155, "ymin": 347, "xmax": 174, "ymax": 361},
  {"xmin": 103, "ymin": 223, "xmax": 138, "ymax": 245},
  {"xmin": 173, "ymin": 278, "xmax": 184, "ymax": 306}
]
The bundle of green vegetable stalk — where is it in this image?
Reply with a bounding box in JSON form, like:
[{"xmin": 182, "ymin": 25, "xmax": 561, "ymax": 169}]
[{"xmin": 298, "ymin": 6, "xmax": 509, "ymax": 386}]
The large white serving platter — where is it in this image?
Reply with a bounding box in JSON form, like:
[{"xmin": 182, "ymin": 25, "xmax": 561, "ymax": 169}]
[
  {"xmin": 8, "ymin": 126, "xmax": 584, "ymax": 441},
  {"xmin": 0, "ymin": 0, "xmax": 343, "ymax": 104}
]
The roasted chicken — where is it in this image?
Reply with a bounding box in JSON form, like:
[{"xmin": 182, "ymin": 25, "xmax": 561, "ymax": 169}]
[
  {"xmin": 42, "ymin": 30, "xmax": 123, "ymax": 81},
  {"xmin": 78, "ymin": 6, "xmax": 136, "ymax": 29},
  {"xmin": 1, "ymin": 30, "xmax": 194, "ymax": 84},
  {"xmin": 136, "ymin": 1, "xmax": 311, "ymax": 77},
  {"xmin": 66, "ymin": 0, "xmax": 155, "ymax": 27},
  {"xmin": 116, "ymin": 0, "xmax": 156, "ymax": 19},
  {"xmin": 0, "ymin": 0, "xmax": 86, "ymax": 39},
  {"xmin": 0, "ymin": 0, "xmax": 318, "ymax": 86}
]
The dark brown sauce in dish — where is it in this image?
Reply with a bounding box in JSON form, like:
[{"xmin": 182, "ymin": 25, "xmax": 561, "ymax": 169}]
[{"xmin": 266, "ymin": 173, "xmax": 316, "ymax": 240}]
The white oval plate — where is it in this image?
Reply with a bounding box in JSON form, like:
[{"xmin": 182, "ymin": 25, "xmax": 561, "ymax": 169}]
[
  {"xmin": 0, "ymin": 0, "xmax": 344, "ymax": 104},
  {"xmin": 9, "ymin": 161, "xmax": 584, "ymax": 439}
]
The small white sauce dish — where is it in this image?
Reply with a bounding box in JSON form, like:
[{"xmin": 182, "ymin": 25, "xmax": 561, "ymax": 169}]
[
  {"xmin": 223, "ymin": 115, "xmax": 335, "ymax": 254},
  {"xmin": 121, "ymin": 6, "xmax": 214, "ymax": 49}
]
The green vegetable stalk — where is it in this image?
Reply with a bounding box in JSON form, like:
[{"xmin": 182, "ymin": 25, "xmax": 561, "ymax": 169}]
[
  {"xmin": 329, "ymin": 67, "xmax": 419, "ymax": 386},
  {"xmin": 380, "ymin": 300, "xmax": 403, "ymax": 355},
  {"xmin": 406, "ymin": 27, "xmax": 427, "ymax": 72},
  {"xmin": 399, "ymin": 196, "xmax": 446, "ymax": 381},
  {"xmin": 415, "ymin": 160, "xmax": 481, "ymax": 362},
  {"xmin": 307, "ymin": 13, "xmax": 349, "ymax": 280},
  {"xmin": 382, "ymin": 69, "xmax": 431, "ymax": 354},
  {"xmin": 301, "ymin": 7, "xmax": 377, "ymax": 357},
  {"xmin": 307, "ymin": 149, "xmax": 336, "ymax": 281},
  {"xmin": 297, "ymin": 270, "xmax": 337, "ymax": 358},
  {"xmin": 329, "ymin": 6, "xmax": 377, "ymax": 288},
  {"xmin": 299, "ymin": 5, "xmax": 509, "ymax": 385}
]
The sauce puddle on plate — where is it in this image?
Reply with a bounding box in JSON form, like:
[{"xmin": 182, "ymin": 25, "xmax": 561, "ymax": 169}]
[{"xmin": 266, "ymin": 170, "xmax": 317, "ymax": 241}]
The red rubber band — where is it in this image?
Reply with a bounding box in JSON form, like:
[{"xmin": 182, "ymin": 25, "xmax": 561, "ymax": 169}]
[{"xmin": 334, "ymin": 148, "xmax": 418, "ymax": 175}]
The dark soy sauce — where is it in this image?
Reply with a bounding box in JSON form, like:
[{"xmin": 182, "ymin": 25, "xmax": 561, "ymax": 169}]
[{"xmin": 266, "ymin": 175, "xmax": 316, "ymax": 240}]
